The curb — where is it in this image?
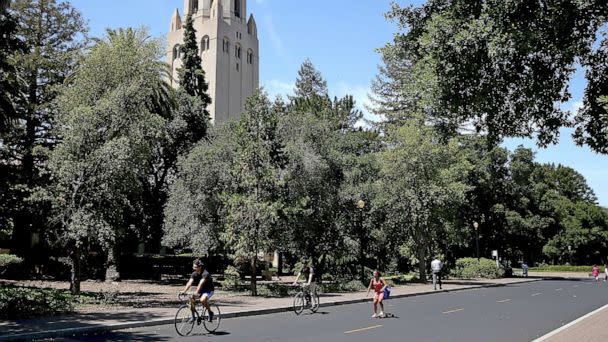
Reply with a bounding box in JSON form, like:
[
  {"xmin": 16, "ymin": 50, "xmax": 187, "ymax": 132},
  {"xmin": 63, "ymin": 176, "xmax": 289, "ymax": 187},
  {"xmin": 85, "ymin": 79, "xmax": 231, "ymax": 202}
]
[{"xmin": 0, "ymin": 279, "xmax": 541, "ymax": 341}]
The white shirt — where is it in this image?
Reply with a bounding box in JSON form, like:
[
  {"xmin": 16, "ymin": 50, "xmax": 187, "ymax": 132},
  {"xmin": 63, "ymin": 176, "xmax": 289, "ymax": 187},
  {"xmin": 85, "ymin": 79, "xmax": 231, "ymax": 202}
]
[{"xmin": 431, "ymin": 259, "xmax": 443, "ymax": 273}]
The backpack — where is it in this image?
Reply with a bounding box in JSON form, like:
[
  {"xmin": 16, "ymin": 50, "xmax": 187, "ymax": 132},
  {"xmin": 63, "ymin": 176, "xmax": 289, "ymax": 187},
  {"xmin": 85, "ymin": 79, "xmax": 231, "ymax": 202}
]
[{"xmin": 383, "ymin": 286, "xmax": 391, "ymax": 299}]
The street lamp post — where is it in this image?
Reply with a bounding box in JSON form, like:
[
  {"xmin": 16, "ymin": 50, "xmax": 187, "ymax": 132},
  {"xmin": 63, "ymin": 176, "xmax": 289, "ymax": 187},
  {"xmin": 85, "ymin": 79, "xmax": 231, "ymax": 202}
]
[
  {"xmin": 473, "ymin": 222, "xmax": 480, "ymax": 260},
  {"xmin": 357, "ymin": 199, "xmax": 365, "ymax": 284}
]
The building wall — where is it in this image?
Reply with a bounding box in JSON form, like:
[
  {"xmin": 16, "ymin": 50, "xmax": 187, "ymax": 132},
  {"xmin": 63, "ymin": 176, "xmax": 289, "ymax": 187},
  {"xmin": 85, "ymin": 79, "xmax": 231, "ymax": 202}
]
[{"xmin": 167, "ymin": 0, "xmax": 259, "ymax": 124}]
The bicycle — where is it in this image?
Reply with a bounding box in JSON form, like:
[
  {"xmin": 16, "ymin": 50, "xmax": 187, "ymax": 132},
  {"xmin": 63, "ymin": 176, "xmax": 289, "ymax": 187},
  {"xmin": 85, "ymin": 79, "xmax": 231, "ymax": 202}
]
[
  {"xmin": 174, "ymin": 292, "xmax": 221, "ymax": 336},
  {"xmin": 293, "ymin": 283, "xmax": 319, "ymax": 315}
]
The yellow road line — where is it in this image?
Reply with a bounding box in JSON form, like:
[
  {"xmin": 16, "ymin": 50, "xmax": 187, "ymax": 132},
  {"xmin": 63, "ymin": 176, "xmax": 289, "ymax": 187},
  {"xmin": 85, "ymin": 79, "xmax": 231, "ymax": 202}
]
[
  {"xmin": 344, "ymin": 325, "xmax": 383, "ymax": 334},
  {"xmin": 442, "ymin": 308, "xmax": 464, "ymax": 314},
  {"xmin": 531, "ymin": 293, "xmax": 542, "ymax": 297},
  {"xmin": 497, "ymin": 299, "xmax": 511, "ymax": 303}
]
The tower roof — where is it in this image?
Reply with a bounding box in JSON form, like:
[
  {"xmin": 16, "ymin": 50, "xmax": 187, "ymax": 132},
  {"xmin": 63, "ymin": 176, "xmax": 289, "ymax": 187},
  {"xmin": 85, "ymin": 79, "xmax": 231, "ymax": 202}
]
[{"xmin": 170, "ymin": 8, "xmax": 182, "ymax": 31}]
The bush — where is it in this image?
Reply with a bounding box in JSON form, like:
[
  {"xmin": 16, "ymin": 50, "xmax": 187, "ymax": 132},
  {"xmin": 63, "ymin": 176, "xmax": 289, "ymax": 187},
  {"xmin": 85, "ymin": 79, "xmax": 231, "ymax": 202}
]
[
  {"xmin": 529, "ymin": 265, "xmax": 593, "ymax": 272},
  {"xmin": 0, "ymin": 285, "xmax": 75, "ymax": 319},
  {"xmin": 0, "ymin": 254, "xmax": 22, "ymax": 268},
  {"xmin": 321, "ymin": 280, "xmax": 366, "ymax": 293},
  {"xmin": 451, "ymin": 258, "xmax": 505, "ymax": 279},
  {"xmin": 222, "ymin": 265, "xmax": 241, "ymax": 290}
]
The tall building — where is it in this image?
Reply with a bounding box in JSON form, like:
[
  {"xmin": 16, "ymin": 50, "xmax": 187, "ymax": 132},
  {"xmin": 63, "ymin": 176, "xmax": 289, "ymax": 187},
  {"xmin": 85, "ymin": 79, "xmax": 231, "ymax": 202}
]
[{"xmin": 167, "ymin": 0, "xmax": 259, "ymax": 123}]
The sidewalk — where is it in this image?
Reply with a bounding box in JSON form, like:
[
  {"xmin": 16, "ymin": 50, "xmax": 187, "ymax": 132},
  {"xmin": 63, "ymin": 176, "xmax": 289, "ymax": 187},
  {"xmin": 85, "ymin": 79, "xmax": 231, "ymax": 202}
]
[
  {"xmin": 535, "ymin": 304, "xmax": 608, "ymax": 342},
  {"xmin": 0, "ymin": 277, "xmax": 537, "ymax": 341}
]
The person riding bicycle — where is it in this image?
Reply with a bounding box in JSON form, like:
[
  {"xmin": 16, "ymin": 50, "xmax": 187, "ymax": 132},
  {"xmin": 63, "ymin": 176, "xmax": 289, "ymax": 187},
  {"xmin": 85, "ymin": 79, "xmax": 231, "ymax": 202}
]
[
  {"xmin": 181, "ymin": 259, "xmax": 215, "ymax": 322},
  {"xmin": 293, "ymin": 257, "xmax": 316, "ymax": 303}
]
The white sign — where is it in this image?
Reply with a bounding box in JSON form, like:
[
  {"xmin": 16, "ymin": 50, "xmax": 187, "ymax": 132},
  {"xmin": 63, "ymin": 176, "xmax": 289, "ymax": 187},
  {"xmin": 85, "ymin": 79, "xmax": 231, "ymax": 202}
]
[{"xmin": 492, "ymin": 250, "xmax": 498, "ymax": 257}]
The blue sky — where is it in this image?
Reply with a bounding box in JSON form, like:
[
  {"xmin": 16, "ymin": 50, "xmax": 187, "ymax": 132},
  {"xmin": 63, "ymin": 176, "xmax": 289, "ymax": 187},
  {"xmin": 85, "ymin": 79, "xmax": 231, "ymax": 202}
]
[{"xmin": 69, "ymin": 0, "xmax": 608, "ymax": 206}]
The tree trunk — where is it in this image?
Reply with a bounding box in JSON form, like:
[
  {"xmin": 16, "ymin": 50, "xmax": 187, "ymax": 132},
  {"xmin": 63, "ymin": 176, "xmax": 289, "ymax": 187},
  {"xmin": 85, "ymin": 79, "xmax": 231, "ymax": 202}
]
[
  {"xmin": 251, "ymin": 255, "xmax": 257, "ymax": 296},
  {"xmin": 277, "ymin": 252, "xmax": 283, "ymax": 276},
  {"xmin": 70, "ymin": 247, "xmax": 81, "ymax": 295},
  {"xmin": 417, "ymin": 246, "xmax": 427, "ymax": 284},
  {"xmin": 105, "ymin": 247, "xmax": 120, "ymax": 282}
]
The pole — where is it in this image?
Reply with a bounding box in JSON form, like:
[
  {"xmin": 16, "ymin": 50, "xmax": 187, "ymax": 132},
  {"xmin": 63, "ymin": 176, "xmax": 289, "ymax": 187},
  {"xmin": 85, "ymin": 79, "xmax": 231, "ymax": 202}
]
[{"xmin": 475, "ymin": 229, "xmax": 480, "ymax": 260}]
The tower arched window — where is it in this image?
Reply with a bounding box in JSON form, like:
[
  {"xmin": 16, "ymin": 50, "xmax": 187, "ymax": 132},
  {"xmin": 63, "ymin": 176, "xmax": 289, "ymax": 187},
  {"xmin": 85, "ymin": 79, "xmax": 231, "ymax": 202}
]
[
  {"xmin": 222, "ymin": 37, "xmax": 230, "ymax": 54},
  {"xmin": 235, "ymin": 44, "xmax": 241, "ymax": 59},
  {"xmin": 247, "ymin": 49, "xmax": 253, "ymax": 64},
  {"xmin": 173, "ymin": 44, "xmax": 181, "ymax": 60},
  {"xmin": 190, "ymin": 0, "xmax": 199, "ymax": 14},
  {"xmin": 201, "ymin": 36, "xmax": 210, "ymax": 52},
  {"xmin": 234, "ymin": 0, "xmax": 241, "ymax": 18}
]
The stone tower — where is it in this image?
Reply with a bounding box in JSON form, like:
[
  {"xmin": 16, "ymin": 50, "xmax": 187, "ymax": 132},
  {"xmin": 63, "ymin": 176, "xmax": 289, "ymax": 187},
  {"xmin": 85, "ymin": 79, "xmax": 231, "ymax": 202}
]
[{"xmin": 168, "ymin": 0, "xmax": 259, "ymax": 123}]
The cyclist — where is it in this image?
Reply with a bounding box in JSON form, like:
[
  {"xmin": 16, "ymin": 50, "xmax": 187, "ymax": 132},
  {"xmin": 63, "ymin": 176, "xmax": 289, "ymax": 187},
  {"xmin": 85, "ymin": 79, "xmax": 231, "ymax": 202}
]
[
  {"xmin": 293, "ymin": 257, "xmax": 316, "ymax": 303},
  {"xmin": 181, "ymin": 259, "xmax": 215, "ymax": 322}
]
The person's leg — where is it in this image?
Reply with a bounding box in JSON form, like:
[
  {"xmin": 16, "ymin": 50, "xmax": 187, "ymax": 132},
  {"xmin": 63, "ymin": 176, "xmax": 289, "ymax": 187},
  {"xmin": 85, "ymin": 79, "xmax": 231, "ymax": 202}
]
[
  {"xmin": 432, "ymin": 272, "xmax": 437, "ymax": 290},
  {"xmin": 372, "ymin": 294, "xmax": 378, "ymax": 316},
  {"xmin": 438, "ymin": 273, "xmax": 442, "ymax": 289},
  {"xmin": 378, "ymin": 292, "xmax": 385, "ymax": 317},
  {"xmin": 200, "ymin": 293, "xmax": 212, "ymax": 312}
]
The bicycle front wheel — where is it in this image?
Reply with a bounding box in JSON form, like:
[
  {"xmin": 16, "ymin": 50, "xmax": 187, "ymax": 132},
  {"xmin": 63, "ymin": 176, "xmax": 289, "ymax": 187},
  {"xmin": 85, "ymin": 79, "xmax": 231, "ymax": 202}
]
[
  {"xmin": 293, "ymin": 292, "xmax": 305, "ymax": 315},
  {"xmin": 309, "ymin": 292, "xmax": 320, "ymax": 313},
  {"xmin": 202, "ymin": 304, "xmax": 221, "ymax": 333},
  {"xmin": 174, "ymin": 305, "xmax": 195, "ymax": 336}
]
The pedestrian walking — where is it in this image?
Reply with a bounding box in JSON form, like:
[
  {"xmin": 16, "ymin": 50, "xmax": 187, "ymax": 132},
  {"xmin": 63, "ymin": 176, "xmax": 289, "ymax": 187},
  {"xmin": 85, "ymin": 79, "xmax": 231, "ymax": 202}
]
[
  {"xmin": 604, "ymin": 262, "xmax": 608, "ymax": 282},
  {"xmin": 431, "ymin": 257, "xmax": 443, "ymax": 290},
  {"xmin": 521, "ymin": 262, "xmax": 529, "ymax": 278},
  {"xmin": 592, "ymin": 265, "xmax": 600, "ymax": 281}
]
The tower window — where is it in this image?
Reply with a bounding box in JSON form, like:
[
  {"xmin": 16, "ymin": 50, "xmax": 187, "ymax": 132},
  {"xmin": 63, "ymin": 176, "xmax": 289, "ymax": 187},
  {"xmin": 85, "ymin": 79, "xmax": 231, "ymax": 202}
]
[
  {"xmin": 223, "ymin": 38, "xmax": 230, "ymax": 53},
  {"xmin": 235, "ymin": 0, "xmax": 241, "ymax": 18},
  {"xmin": 190, "ymin": 0, "xmax": 198, "ymax": 13},
  {"xmin": 201, "ymin": 36, "xmax": 210, "ymax": 52},
  {"xmin": 247, "ymin": 49, "xmax": 253, "ymax": 64},
  {"xmin": 173, "ymin": 45, "xmax": 181, "ymax": 60},
  {"xmin": 235, "ymin": 44, "xmax": 241, "ymax": 59}
]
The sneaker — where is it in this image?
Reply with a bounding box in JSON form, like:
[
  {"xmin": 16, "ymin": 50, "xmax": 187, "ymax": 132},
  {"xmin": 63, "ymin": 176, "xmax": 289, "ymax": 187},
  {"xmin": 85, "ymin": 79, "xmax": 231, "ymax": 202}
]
[
  {"xmin": 187, "ymin": 316, "xmax": 196, "ymax": 323},
  {"xmin": 371, "ymin": 313, "xmax": 377, "ymax": 318},
  {"xmin": 208, "ymin": 311, "xmax": 214, "ymax": 322},
  {"xmin": 379, "ymin": 311, "xmax": 385, "ymax": 318}
]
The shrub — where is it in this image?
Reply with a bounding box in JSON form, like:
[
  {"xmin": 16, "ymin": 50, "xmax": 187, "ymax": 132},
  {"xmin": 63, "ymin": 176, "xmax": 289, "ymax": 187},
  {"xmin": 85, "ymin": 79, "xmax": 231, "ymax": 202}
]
[
  {"xmin": 223, "ymin": 265, "xmax": 240, "ymax": 290},
  {"xmin": 0, "ymin": 254, "xmax": 22, "ymax": 268},
  {"xmin": 451, "ymin": 258, "xmax": 505, "ymax": 279},
  {"xmin": 321, "ymin": 280, "xmax": 366, "ymax": 293},
  {"xmin": 529, "ymin": 265, "xmax": 593, "ymax": 272},
  {"xmin": 0, "ymin": 286, "xmax": 75, "ymax": 319}
]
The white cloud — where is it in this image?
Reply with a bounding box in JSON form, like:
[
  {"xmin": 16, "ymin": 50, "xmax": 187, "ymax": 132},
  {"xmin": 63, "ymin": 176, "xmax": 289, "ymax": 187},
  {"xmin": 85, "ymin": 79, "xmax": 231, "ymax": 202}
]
[
  {"xmin": 262, "ymin": 14, "xmax": 290, "ymax": 63},
  {"xmin": 262, "ymin": 79, "xmax": 294, "ymax": 99}
]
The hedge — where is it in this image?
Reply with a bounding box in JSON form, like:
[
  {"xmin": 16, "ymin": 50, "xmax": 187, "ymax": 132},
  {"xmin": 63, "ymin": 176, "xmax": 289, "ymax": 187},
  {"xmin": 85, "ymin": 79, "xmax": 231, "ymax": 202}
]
[
  {"xmin": 0, "ymin": 285, "xmax": 75, "ymax": 319},
  {"xmin": 0, "ymin": 254, "xmax": 23, "ymax": 268},
  {"xmin": 451, "ymin": 258, "xmax": 505, "ymax": 279},
  {"xmin": 529, "ymin": 265, "xmax": 594, "ymax": 273}
]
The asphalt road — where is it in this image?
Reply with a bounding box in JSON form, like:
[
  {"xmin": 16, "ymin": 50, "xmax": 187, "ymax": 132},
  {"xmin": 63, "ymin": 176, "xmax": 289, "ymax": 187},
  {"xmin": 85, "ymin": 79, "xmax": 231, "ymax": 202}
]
[{"xmin": 54, "ymin": 279, "xmax": 608, "ymax": 342}]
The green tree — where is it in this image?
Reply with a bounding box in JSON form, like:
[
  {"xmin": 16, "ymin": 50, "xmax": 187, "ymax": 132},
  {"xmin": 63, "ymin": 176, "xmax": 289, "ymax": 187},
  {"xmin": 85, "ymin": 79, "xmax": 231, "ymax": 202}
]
[
  {"xmin": 223, "ymin": 90, "xmax": 287, "ymax": 296},
  {"xmin": 0, "ymin": 1, "xmax": 23, "ymax": 132},
  {"xmin": 1, "ymin": 0, "xmax": 87, "ymax": 260},
  {"xmin": 377, "ymin": 118, "xmax": 470, "ymax": 281},
  {"xmin": 48, "ymin": 28, "xmax": 171, "ymax": 294},
  {"xmin": 294, "ymin": 58, "xmax": 328, "ymax": 99},
  {"xmin": 178, "ymin": 13, "xmax": 212, "ymax": 105},
  {"xmin": 377, "ymin": 0, "xmax": 607, "ymax": 146},
  {"xmin": 163, "ymin": 123, "xmax": 237, "ymax": 255}
]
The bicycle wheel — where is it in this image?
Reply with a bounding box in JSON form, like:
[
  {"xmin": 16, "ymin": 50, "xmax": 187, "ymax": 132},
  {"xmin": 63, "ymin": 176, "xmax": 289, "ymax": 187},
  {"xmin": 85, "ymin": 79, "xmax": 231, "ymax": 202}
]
[
  {"xmin": 202, "ymin": 304, "xmax": 221, "ymax": 333},
  {"xmin": 293, "ymin": 292, "xmax": 305, "ymax": 315},
  {"xmin": 309, "ymin": 292, "xmax": 320, "ymax": 313},
  {"xmin": 174, "ymin": 305, "xmax": 195, "ymax": 336}
]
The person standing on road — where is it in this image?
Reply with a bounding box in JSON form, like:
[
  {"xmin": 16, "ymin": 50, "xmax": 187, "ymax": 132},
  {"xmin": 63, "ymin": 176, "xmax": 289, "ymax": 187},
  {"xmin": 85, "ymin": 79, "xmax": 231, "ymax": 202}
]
[
  {"xmin": 431, "ymin": 258, "xmax": 443, "ymax": 290},
  {"xmin": 367, "ymin": 270, "xmax": 387, "ymax": 318},
  {"xmin": 592, "ymin": 265, "xmax": 600, "ymax": 282},
  {"xmin": 181, "ymin": 259, "xmax": 215, "ymax": 322}
]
